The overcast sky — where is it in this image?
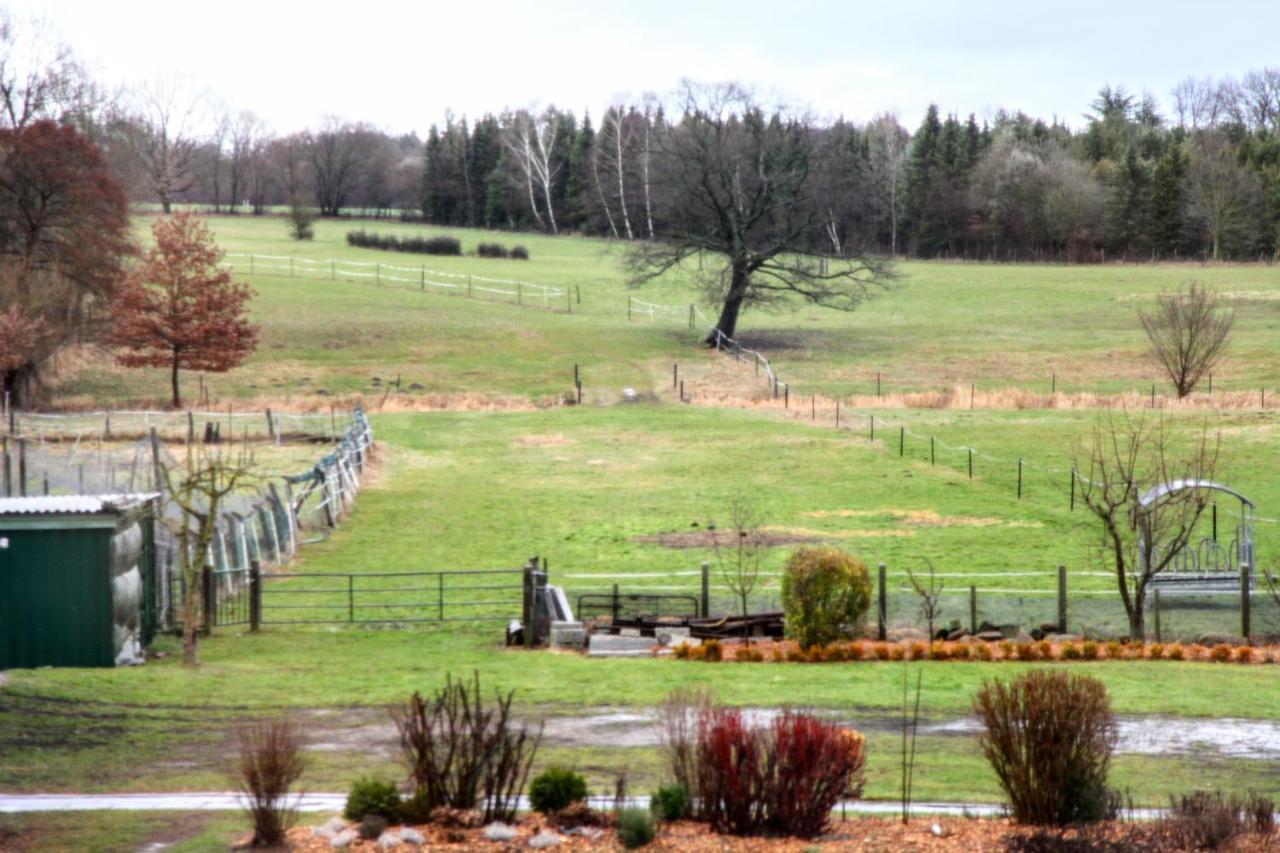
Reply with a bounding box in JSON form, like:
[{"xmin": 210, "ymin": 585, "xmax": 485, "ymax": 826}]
[{"xmin": 11, "ymin": 0, "xmax": 1280, "ymax": 135}]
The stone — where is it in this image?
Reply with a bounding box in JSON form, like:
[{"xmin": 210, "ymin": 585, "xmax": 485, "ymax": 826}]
[
  {"xmin": 399, "ymin": 828, "xmax": 426, "ymax": 845},
  {"xmin": 587, "ymin": 634, "xmax": 656, "ymax": 657},
  {"xmin": 320, "ymin": 817, "xmax": 347, "ymax": 836},
  {"xmin": 946, "ymin": 628, "xmax": 969, "ymax": 642},
  {"xmin": 1199, "ymin": 633, "xmax": 1246, "ymax": 648},
  {"xmin": 1047, "ymin": 633, "xmax": 1081, "ymax": 643},
  {"xmin": 974, "ymin": 631, "xmax": 1004, "ymax": 642},
  {"xmin": 565, "ymin": 827, "xmax": 605, "ymax": 839},
  {"xmin": 377, "ymin": 832, "xmax": 401, "ymax": 850},
  {"xmin": 528, "ymin": 830, "xmax": 563, "ymax": 849},
  {"xmin": 1014, "ymin": 629, "xmax": 1034, "ymax": 644},
  {"xmin": 330, "ymin": 829, "xmax": 358, "ymax": 849},
  {"xmin": 484, "ymin": 823, "xmax": 519, "ymax": 841},
  {"xmin": 655, "ymin": 627, "xmax": 691, "ymax": 646},
  {"xmin": 618, "ymin": 628, "xmax": 642, "ymax": 637},
  {"xmin": 549, "ymin": 621, "xmax": 587, "ymax": 650},
  {"xmin": 887, "ymin": 627, "xmax": 928, "ymax": 642}
]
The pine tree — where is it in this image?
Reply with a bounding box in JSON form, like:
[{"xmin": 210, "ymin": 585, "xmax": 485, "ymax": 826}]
[
  {"xmin": 904, "ymin": 105, "xmax": 949, "ymax": 256},
  {"xmin": 1104, "ymin": 147, "xmax": 1151, "ymax": 256},
  {"xmin": 1149, "ymin": 141, "xmax": 1187, "ymax": 258},
  {"xmin": 565, "ymin": 111, "xmax": 594, "ymax": 231}
]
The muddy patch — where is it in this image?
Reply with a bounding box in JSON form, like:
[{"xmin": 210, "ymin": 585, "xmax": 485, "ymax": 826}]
[
  {"xmin": 510, "ymin": 433, "xmax": 576, "ymax": 449},
  {"xmin": 635, "ymin": 530, "xmax": 821, "ymax": 550},
  {"xmin": 804, "ymin": 509, "xmax": 1003, "ymax": 527}
]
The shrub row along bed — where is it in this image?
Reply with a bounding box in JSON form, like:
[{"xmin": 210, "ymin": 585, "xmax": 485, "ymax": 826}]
[{"xmin": 672, "ymin": 637, "xmax": 1280, "ymax": 663}]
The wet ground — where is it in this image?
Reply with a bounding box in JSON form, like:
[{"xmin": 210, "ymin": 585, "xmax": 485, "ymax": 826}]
[{"xmin": 304, "ymin": 704, "xmax": 1280, "ymax": 760}]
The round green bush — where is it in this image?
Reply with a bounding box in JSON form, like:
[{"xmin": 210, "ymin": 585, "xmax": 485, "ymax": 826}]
[
  {"xmin": 528, "ymin": 767, "xmax": 588, "ymax": 814},
  {"xmin": 649, "ymin": 783, "xmax": 687, "ymax": 821},
  {"xmin": 343, "ymin": 777, "xmax": 402, "ymax": 822},
  {"xmin": 781, "ymin": 547, "xmax": 872, "ymax": 649},
  {"xmin": 618, "ymin": 807, "xmax": 657, "ymax": 848}
]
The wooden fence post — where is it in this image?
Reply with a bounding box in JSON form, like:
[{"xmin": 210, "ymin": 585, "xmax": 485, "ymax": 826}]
[
  {"xmin": 701, "ymin": 561, "xmax": 710, "ymax": 617},
  {"xmin": 877, "ymin": 562, "xmax": 887, "ymax": 641},
  {"xmin": 522, "ymin": 562, "xmax": 535, "ymax": 648},
  {"xmin": 201, "ymin": 563, "xmax": 215, "ymax": 637},
  {"xmin": 1057, "ymin": 565, "xmax": 1067, "ymax": 633},
  {"xmin": 249, "ymin": 560, "xmax": 261, "ymax": 632},
  {"xmin": 969, "ymin": 585, "xmax": 977, "ymax": 635},
  {"xmin": 1153, "ymin": 589, "xmax": 1162, "ymax": 644}
]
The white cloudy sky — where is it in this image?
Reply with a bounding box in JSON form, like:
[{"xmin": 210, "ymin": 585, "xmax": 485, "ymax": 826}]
[{"xmin": 12, "ymin": 0, "xmax": 1280, "ymax": 134}]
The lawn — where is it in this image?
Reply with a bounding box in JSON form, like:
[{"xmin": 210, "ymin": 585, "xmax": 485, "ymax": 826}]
[{"xmin": 8, "ymin": 215, "xmax": 1280, "ymax": 849}]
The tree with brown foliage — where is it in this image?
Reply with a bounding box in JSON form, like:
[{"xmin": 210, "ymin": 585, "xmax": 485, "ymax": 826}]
[
  {"xmin": 1076, "ymin": 412, "xmax": 1220, "ymax": 640},
  {"xmin": 111, "ymin": 213, "xmax": 257, "ymax": 408},
  {"xmin": 1139, "ymin": 281, "xmax": 1234, "ymax": 398},
  {"xmin": 0, "ymin": 119, "xmax": 131, "ymax": 404}
]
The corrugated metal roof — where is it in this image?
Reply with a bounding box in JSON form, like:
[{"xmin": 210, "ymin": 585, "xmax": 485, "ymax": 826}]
[{"xmin": 0, "ymin": 494, "xmax": 160, "ymax": 515}]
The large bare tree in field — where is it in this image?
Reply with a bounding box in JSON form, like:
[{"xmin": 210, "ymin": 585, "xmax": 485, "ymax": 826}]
[
  {"xmin": 1138, "ymin": 282, "xmax": 1234, "ymax": 398},
  {"xmin": 627, "ymin": 82, "xmax": 891, "ymax": 343},
  {"xmin": 1076, "ymin": 413, "xmax": 1220, "ymax": 640},
  {"xmin": 129, "ymin": 74, "xmax": 207, "ymax": 213}
]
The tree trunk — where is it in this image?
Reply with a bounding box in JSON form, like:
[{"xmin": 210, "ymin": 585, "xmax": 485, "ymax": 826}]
[
  {"xmin": 706, "ymin": 262, "xmax": 751, "ymax": 343},
  {"xmin": 171, "ymin": 352, "xmax": 182, "ymax": 409},
  {"xmin": 1128, "ymin": 585, "xmax": 1146, "ymax": 641}
]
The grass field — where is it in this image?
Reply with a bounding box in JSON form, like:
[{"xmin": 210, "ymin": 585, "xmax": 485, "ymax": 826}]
[{"xmin": 8, "ymin": 214, "xmax": 1280, "ymax": 847}]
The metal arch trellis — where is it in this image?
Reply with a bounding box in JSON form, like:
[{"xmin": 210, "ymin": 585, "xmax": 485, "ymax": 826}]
[{"xmin": 1139, "ymin": 479, "xmax": 1256, "ymax": 591}]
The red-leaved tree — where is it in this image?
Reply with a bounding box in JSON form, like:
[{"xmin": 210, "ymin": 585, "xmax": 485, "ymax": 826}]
[
  {"xmin": 0, "ymin": 119, "xmax": 131, "ymax": 404},
  {"xmin": 111, "ymin": 213, "xmax": 257, "ymax": 407}
]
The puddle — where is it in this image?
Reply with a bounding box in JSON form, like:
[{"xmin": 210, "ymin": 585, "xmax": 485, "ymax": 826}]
[{"xmin": 538, "ymin": 708, "xmax": 1280, "ymax": 759}]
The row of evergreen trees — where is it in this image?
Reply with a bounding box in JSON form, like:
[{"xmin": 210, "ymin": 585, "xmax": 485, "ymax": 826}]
[{"xmin": 419, "ymin": 82, "xmax": 1280, "ymax": 262}]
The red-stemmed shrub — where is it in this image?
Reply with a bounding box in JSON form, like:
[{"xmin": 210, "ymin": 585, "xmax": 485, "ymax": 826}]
[{"xmin": 695, "ymin": 708, "xmax": 865, "ymax": 837}]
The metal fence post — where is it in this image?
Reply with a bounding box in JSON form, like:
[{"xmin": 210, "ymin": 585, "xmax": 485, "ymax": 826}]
[
  {"xmin": 201, "ymin": 564, "xmax": 215, "ymax": 636},
  {"xmin": 249, "ymin": 561, "xmax": 261, "ymax": 632},
  {"xmin": 1057, "ymin": 565, "xmax": 1067, "ymax": 633},
  {"xmin": 701, "ymin": 561, "xmax": 710, "ymax": 617},
  {"xmin": 348, "ymin": 575, "xmax": 355, "ymax": 624},
  {"xmin": 1241, "ymin": 563, "xmax": 1251, "ymax": 640},
  {"xmin": 877, "ymin": 563, "xmax": 887, "ymax": 641}
]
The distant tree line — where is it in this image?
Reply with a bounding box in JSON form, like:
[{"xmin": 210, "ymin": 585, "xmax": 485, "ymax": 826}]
[{"xmin": 4, "ymin": 11, "xmax": 1279, "ymax": 261}]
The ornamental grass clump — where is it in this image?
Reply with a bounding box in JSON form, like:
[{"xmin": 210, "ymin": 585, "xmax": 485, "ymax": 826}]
[
  {"xmin": 781, "ymin": 547, "xmax": 871, "ymax": 650},
  {"xmin": 235, "ymin": 718, "xmax": 308, "ymax": 847},
  {"xmin": 974, "ymin": 670, "xmax": 1118, "ymax": 826}
]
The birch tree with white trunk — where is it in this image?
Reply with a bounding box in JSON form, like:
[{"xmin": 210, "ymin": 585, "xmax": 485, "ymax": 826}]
[{"xmin": 504, "ymin": 108, "xmax": 561, "ymax": 234}]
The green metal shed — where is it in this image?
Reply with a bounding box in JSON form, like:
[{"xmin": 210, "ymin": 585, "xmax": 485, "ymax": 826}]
[{"xmin": 0, "ymin": 494, "xmax": 160, "ymax": 670}]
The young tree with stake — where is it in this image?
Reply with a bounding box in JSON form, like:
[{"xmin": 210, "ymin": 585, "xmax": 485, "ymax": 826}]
[{"xmin": 111, "ymin": 212, "xmax": 257, "ymax": 408}]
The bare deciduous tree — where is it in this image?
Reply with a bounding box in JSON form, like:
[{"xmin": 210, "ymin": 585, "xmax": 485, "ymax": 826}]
[
  {"xmin": 1138, "ymin": 281, "xmax": 1234, "ymax": 398},
  {"xmin": 628, "ymin": 81, "xmax": 891, "ymax": 342},
  {"xmin": 711, "ymin": 499, "xmax": 766, "ymax": 641},
  {"xmin": 504, "ymin": 107, "xmax": 561, "ymax": 234},
  {"xmin": 1076, "ymin": 412, "xmax": 1220, "ymax": 640},
  {"xmin": 129, "ymin": 74, "xmax": 207, "ymax": 213},
  {"xmin": 160, "ymin": 446, "xmax": 257, "ymax": 665},
  {"xmin": 904, "ymin": 560, "xmax": 945, "ymax": 639},
  {"xmin": 1186, "ymin": 134, "xmax": 1264, "ymax": 261}
]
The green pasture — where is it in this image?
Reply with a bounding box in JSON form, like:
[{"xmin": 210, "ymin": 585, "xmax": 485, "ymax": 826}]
[{"xmin": 48, "ymin": 214, "xmax": 1280, "ymax": 406}]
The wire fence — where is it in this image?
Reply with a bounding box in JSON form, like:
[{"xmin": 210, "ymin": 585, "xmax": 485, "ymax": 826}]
[
  {"xmin": 1, "ymin": 408, "xmax": 374, "ymax": 632},
  {"xmin": 558, "ymin": 562, "xmax": 1280, "ymax": 643},
  {"xmin": 221, "ymin": 252, "xmax": 573, "ymax": 312},
  {"xmin": 4, "ymin": 406, "xmax": 345, "ymax": 444}
]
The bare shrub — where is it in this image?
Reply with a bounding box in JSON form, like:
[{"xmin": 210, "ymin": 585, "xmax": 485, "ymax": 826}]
[
  {"xmin": 656, "ymin": 685, "xmax": 716, "ymax": 816},
  {"xmin": 1158, "ymin": 790, "xmax": 1277, "ymax": 849},
  {"xmin": 1139, "ymin": 282, "xmax": 1234, "ymax": 398},
  {"xmin": 975, "ymin": 671, "xmax": 1118, "ymax": 826},
  {"xmin": 391, "ymin": 672, "xmax": 541, "ymax": 823},
  {"xmin": 235, "ymin": 718, "xmax": 308, "ymax": 847}
]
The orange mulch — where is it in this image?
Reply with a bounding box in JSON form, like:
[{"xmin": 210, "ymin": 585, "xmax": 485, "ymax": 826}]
[
  {"xmin": 282, "ymin": 816, "xmax": 1277, "ymax": 851},
  {"xmin": 668, "ymin": 636, "xmax": 1280, "ymax": 665}
]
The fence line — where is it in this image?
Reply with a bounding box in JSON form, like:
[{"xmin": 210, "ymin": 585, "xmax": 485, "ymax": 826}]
[
  {"xmin": 221, "ymin": 252, "xmax": 572, "ymax": 311},
  {"xmin": 5, "ymin": 406, "xmax": 344, "ymax": 444}
]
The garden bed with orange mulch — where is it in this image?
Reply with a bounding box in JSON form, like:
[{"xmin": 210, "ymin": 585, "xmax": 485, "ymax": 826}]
[
  {"xmin": 282, "ymin": 816, "xmax": 1277, "ymax": 851},
  {"xmin": 668, "ymin": 636, "xmax": 1280, "ymax": 665}
]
